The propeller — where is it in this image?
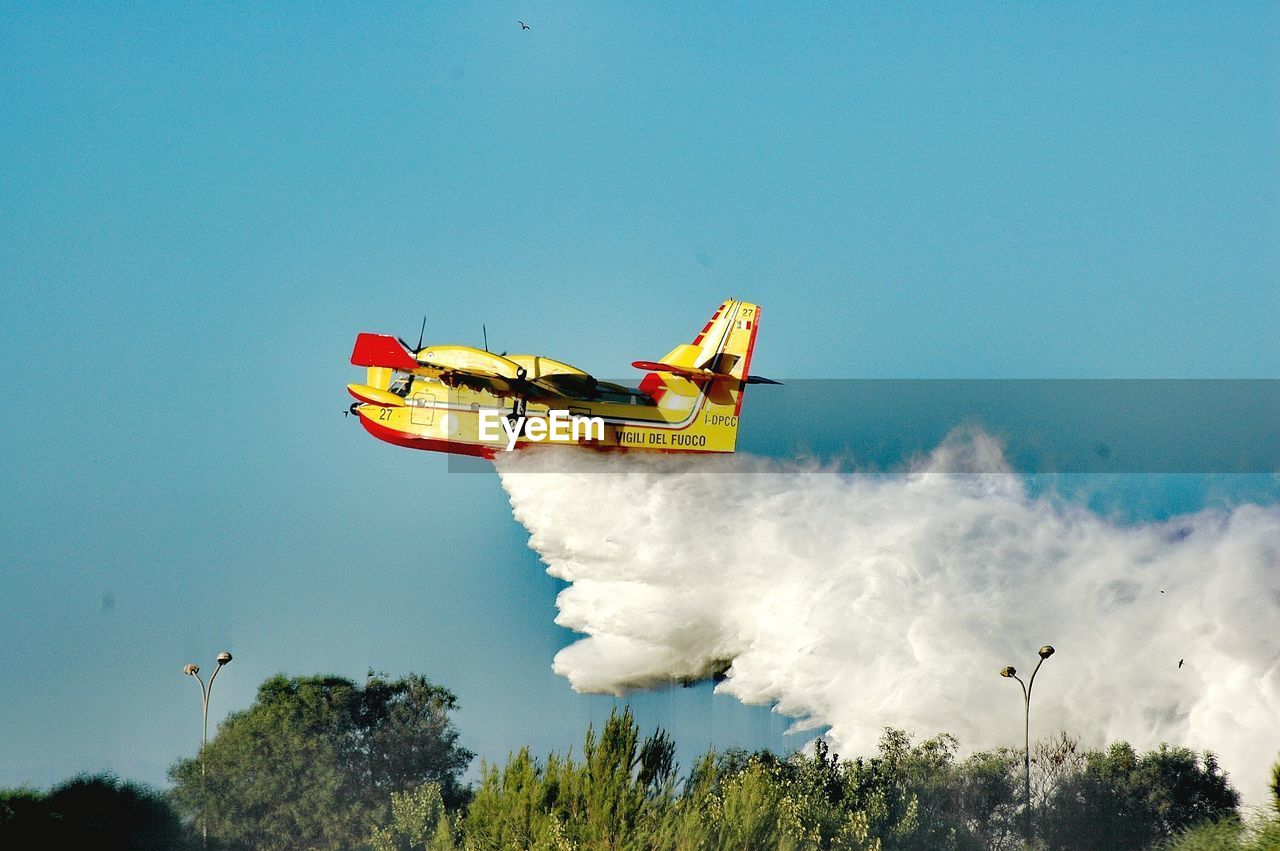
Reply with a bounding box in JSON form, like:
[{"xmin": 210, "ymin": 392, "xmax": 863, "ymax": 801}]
[{"xmin": 397, "ymin": 316, "xmax": 428, "ymax": 355}]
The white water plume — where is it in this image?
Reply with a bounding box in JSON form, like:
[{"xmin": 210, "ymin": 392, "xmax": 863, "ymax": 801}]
[{"xmin": 494, "ymin": 431, "xmax": 1280, "ymax": 803}]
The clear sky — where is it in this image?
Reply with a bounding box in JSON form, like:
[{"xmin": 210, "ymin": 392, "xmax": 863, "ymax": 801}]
[{"xmin": 1, "ymin": 2, "xmax": 1277, "ymax": 790}]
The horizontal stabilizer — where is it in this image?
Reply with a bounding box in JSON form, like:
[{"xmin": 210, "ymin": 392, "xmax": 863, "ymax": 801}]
[
  {"xmin": 745, "ymin": 375, "xmax": 782, "ymax": 385},
  {"xmin": 630, "ymin": 360, "xmax": 714, "ymax": 381}
]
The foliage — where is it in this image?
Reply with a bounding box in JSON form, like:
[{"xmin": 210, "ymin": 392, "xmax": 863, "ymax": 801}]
[
  {"xmin": 1163, "ymin": 752, "xmax": 1280, "ymax": 851},
  {"xmin": 368, "ymin": 782, "xmax": 459, "ymax": 851},
  {"xmin": 1272, "ymin": 757, "xmax": 1280, "ymax": 814},
  {"xmin": 460, "ymin": 716, "xmax": 1023, "ymax": 851},
  {"xmin": 0, "ymin": 773, "xmax": 191, "ymax": 849},
  {"xmin": 840, "ymin": 729, "xmax": 1022, "ymax": 850},
  {"xmin": 462, "ymin": 706, "xmax": 678, "ymax": 850},
  {"xmin": 458, "ymin": 716, "xmax": 1256, "ymax": 851},
  {"xmin": 1164, "ymin": 812, "xmax": 1280, "ymax": 851},
  {"xmin": 1042, "ymin": 741, "xmax": 1240, "ymax": 850},
  {"xmin": 20, "ymin": 673, "xmax": 1270, "ymax": 851},
  {"xmin": 169, "ymin": 672, "xmax": 472, "ymax": 851}
]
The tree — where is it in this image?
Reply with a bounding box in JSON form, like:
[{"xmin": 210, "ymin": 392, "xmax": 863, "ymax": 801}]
[
  {"xmin": 0, "ymin": 773, "xmax": 191, "ymax": 849},
  {"xmin": 1043, "ymin": 741, "xmax": 1239, "ymax": 850},
  {"xmin": 461, "ymin": 719, "xmax": 1020, "ymax": 851},
  {"xmin": 463, "ymin": 707, "xmax": 678, "ymax": 850},
  {"xmin": 451, "ymin": 715, "xmax": 1252, "ymax": 851},
  {"xmin": 840, "ymin": 729, "xmax": 1011, "ymax": 851},
  {"xmin": 169, "ymin": 672, "xmax": 473, "ymax": 851},
  {"xmin": 367, "ymin": 782, "xmax": 458, "ymax": 851},
  {"xmin": 1272, "ymin": 755, "xmax": 1280, "ymax": 815}
]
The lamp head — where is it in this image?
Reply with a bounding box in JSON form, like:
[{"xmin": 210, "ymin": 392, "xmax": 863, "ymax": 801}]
[
  {"xmin": 1000, "ymin": 666, "xmax": 1016, "ymax": 678},
  {"xmin": 216, "ymin": 651, "xmax": 233, "ymax": 666},
  {"xmin": 1039, "ymin": 645, "xmax": 1055, "ymax": 659},
  {"xmin": 184, "ymin": 663, "xmax": 200, "ymax": 676}
]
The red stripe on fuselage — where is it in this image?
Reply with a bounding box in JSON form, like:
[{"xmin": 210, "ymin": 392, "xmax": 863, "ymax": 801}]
[{"xmin": 358, "ymin": 412, "xmax": 727, "ymax": 459}]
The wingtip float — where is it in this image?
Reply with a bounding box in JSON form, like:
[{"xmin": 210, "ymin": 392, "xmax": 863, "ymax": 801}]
[{"xmin": 346, "ymin": 299, "xmax": 778, "ymax": 460}]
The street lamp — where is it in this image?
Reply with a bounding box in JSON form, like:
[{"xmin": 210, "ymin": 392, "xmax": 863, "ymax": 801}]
[
  {"xmin": 184, "ymin": 650, "xmax": 232, "ymax": 848},
  {"xmin": 1000, "ymin": 644, "xmax": 1054, "ymax": 843},
  {"xmin": 185, "ymin": 650, "xmax": 232, "ymax": 748}
]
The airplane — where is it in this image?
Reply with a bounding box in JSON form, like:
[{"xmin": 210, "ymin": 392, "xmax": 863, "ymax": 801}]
[{"xmin": 345, "ymin": 298, "xmax": 777, "ymax": 459}]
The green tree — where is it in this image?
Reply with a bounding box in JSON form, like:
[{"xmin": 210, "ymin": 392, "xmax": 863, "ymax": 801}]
[
  {"xmin": 463, "ymin": 707, "xmax": 678, "ymax": 850},
  {"xmin": 454, "ymin": 715, "xmax": 1259, "ymax": 851},
  {"xmin": 1271, "ymin": 756, "xmax": 1280, "ymax": 815},
  {"xmin": 462, "ymin": 717, "xmax": 1027, "ymax": 851},
  {"xmin": 704, "ymin": 760, "xmax": 802, "ymax": 850},
  {"xmin": 951, "ymin": 746, "xmax": 1023, "ymax": 850},
  {"xmin": 1163, "ymin": 752, "xmax": 1280, "ymax": 851},
  {"xmin": 169, "ymin": 672, "xmax": 472, "ymax": 851},
  {"xmin": 368, "ymin": 782, "xmax": 458, "ymax": 851},
  {"xmin": 0, "ymin": 773, "xmax": 192, "ymax": 849},
  {"xmin": 838, "ymin": 729, "xmax": 992, "ymax": 851},
  {"xmin": 1044, "ymin": 741, "xmax": 1239, "ymax": 850}
]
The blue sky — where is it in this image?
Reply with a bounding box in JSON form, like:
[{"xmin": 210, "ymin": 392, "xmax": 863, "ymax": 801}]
[{"xmin": 1, "ymin": 2, "xmax": 1277, "ymax": 790}]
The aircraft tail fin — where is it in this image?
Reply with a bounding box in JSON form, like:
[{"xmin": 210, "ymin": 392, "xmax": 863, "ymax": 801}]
[
  {"xmin": 351, "ymin": 333, "xmax": 419, "ymax": 371},
  {"xmin": 351, "ymin": 332, "xmax": 418, "ymax": 391},
  {"xmin": 631, "ymin": 300, "xmax": 768, "ymax": 446},
  {"xmin": 690, "ymin": 298, "xmax": 759, "ymax": 380},
  {"xmin": 632, "ymin": 299, "xmax": 762, "ymax": 381}
]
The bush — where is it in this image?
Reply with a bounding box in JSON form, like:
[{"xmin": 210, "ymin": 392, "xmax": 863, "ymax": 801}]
[{"xmin": 0, "ymin": 773, "xmax": 191, "ymax": 849}]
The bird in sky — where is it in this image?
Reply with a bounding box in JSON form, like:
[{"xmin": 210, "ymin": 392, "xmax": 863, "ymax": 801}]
[
  {"xmin": 519, "ymin": 21, "xmax": 530, "ymax": 30},
  {"xmin": 1179, "ymin": 658, "xmax": 1185, "ymax": 668}
]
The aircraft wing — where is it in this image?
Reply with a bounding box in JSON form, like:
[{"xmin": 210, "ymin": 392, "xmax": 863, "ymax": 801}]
[
  {"xmin": 411, "ymin": 345, "xmax": 536, "ymax": 398},
  {"xmin": 431, "ymin": 367, "xmax": 523, "ymax": 396},
  {"xmin": 350, "ymin": 336, "xmax": 653, "ymax": 406}
]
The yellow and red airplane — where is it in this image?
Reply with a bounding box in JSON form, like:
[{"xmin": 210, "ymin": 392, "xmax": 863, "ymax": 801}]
[{"xmin": 345, "ymin": 298, "xmax": 776, "ymax": 459}]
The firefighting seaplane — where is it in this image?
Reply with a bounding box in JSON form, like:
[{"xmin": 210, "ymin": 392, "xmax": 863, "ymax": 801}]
[{"xmin": 345, "ymin": 299, "xmax": 776, "ymax": 459}]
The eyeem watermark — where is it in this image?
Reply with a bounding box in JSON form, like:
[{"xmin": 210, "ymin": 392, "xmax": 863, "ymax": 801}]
[{"xmin": 478, "ymin": 409, "xmax": 605, "ymax": 451}]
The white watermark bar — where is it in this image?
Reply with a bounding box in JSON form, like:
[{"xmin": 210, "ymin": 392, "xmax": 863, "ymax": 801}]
[
  {"xmin": 446, "ymin": 379, "xmax": 1280, "ymax": 474},
  {"xmin": 478, "ymin": 409, "xmax": 605, "ymax": 452}
]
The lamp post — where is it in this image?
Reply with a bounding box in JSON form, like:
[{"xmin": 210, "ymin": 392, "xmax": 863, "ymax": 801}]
[
  {"xmin": 184, "ymin": 650, "xmax": 232, "ymax": 848},
  {"xmin": 1000, "ymin": 644, "xmax": 1054, "ymax": 844}
]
